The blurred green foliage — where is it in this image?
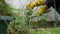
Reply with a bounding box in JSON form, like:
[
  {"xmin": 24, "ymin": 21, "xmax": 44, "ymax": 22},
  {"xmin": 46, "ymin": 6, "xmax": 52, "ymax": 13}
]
[{"xmin": 0, "ymin": 0, "xmax": 13, "ymax": 16}]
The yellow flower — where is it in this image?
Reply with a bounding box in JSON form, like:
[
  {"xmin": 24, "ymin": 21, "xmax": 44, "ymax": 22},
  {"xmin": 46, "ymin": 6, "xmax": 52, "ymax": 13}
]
[
  {"xmin": 26, "ymin": 3, "xmax": 31, "ymax": 9},
  {"xmin": 30, "ymin": 2, "xmax": 37, "ymax": 9},
  {"xmin": 37, "ymin": 5, "xmax": 47, "ymax": 15},
  {"xmin": 35, "ymin": 0, "xmax": 45, "ymax": 6},
  {"xmin": 26, "ymin": 2, "xmax": 37, "ymax": 9},
  {"xmin": 26, "ymin": 0, "xmax": 46, "ymax": 9}
]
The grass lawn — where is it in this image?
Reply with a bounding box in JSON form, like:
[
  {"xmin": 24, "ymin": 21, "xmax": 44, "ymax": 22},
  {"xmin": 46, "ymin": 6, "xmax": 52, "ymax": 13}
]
[{"xmin": 29, "ymin": 28, "xmax": 60, "ymax": 34}]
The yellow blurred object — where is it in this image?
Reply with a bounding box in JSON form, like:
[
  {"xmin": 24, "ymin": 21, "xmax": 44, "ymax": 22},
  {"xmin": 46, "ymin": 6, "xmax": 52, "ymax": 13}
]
[
  {"xmin": 26, "ymin": 2, "xmax": 37, "ymax": 9},
  {"xmin": 26, "ymin": 0, "xmax": 46, "ymax": 9},
  {"xmin": 35, "ymin": 0, "xmax": 45, "ymax": 6},
  {"xmin": 37, "ymin": 5, "xmax": 47, "ymax": 15},
  {"xmin": 26, "ymin": 0, "xmax": 47, "ymax": 16},
  {"xmin": 30, "ymin": 2, "xmax": 37, "ymax": 9}
]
